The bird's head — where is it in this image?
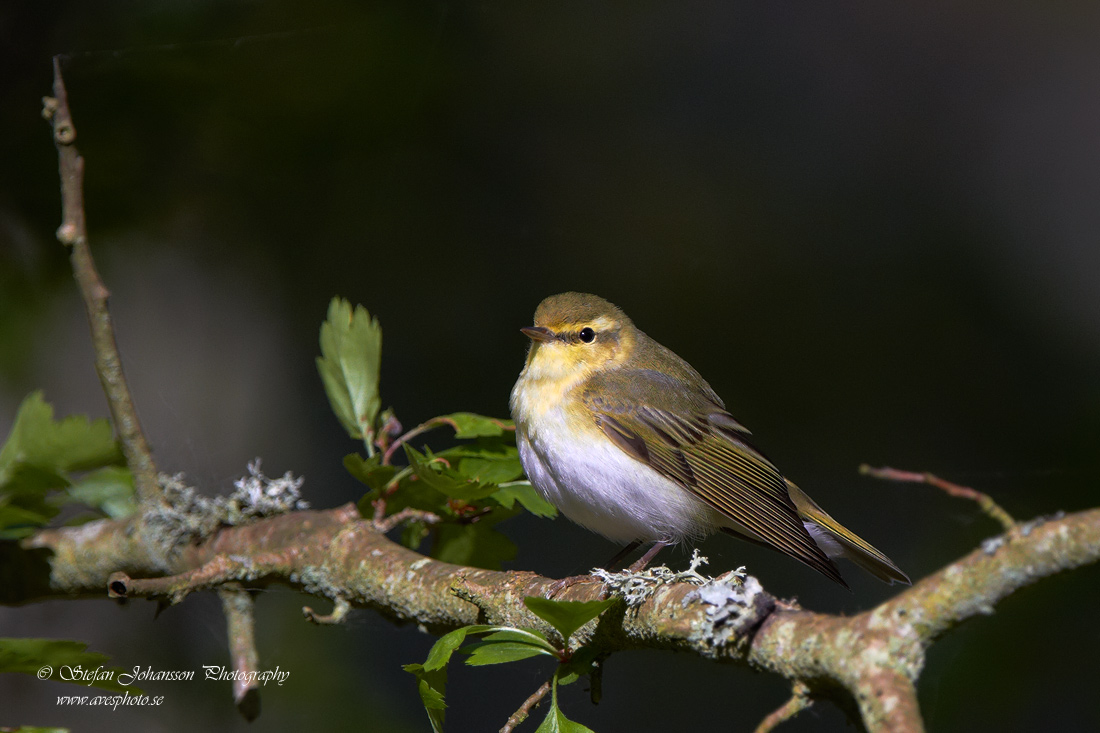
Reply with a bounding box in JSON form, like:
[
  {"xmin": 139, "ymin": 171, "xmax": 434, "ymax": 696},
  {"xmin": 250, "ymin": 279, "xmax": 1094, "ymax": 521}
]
[{"xmin": 520, "ymin": 292, "xmax": 635, "ymax": 382}]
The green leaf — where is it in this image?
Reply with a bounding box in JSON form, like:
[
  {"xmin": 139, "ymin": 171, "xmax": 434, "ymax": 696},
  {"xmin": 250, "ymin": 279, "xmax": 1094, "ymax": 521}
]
[
  {"xmin": 534, "ymin": 676, "xmax": 596, "ymax": 733},
  {"xmin": 461, "ymin": 640, "xmax": 554, "ymax": 666},
  {"xmin": 403, "ymin": 663, "xmax": 447, "ymax": 733},
  {"xmin": 0, "ymin": 638, "xmax": 133, "ymax": 693},
  {"xmin": 0, "ymin": 394, "xmax": 126, "ymax": 536},
  {"xmin": 423, "ymin": 626, "xmax": 490, "ymax": 671},
  {"xmin": 403, "ymin": 445, "xmax": 499, "ymax": 502},
  {"xmin": 492, "ymin": 482, "xmax": 558, "ymax": 518},
  {"xmin": 556, "ymin": 645, "xmax": 601, "ymax": 686},
  {"xmin": 479, "ymin": 628, "xmax": 556, "ymax": 651},
  {"xmin": 523, "ymin": 597, "xmax": 616, "ymax": 645},
  {"xmin": 344, "ymin": 453, "xmax": 397, "ymax": 495},
  {"xmin": 316, "ymin": 298, "xmax": 383, "ymax": 445},
  {"xmin": 62, "ymin": 466, "xmax": 136, "ymax": 519},
  {"xmin": 0, "ymin": 392, "xmax": 122, "ymax": 487},
  {"xmin": 440, "ymin": 413, "xmax": 513, "ymax": 439},
  {"xmin": 456, "ymin": 456, "xmax": 524, "ymax": 484},
  {"xmin": 0, "ymin": 504, "xmax": 53, "ymax": 539}
]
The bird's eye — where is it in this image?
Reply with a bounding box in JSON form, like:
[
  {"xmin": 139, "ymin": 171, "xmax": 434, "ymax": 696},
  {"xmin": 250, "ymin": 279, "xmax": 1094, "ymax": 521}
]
[{"xmin": 579, "ymin": 327, "xmax": 596, "ymax": 343}]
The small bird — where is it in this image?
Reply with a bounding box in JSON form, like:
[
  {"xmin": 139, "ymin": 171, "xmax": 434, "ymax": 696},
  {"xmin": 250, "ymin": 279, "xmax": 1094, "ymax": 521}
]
[{"xmin": 510, "ymin": 292, "xmax": 910, "ymax": 588}]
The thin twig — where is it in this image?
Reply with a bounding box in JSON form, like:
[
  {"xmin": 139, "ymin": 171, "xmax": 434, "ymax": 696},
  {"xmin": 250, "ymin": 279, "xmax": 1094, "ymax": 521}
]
[
  {"xmin": 107, "ymin": 550, "xmax": 298, "ymax": 603},
  {"xmin": 219, "ymin": 584, "xmax": 262, "ymax": 721},
  {"xmin": 753, "ymin": 682, "xmax": 812, "ymax": 733},
  {"xmin": 382, "ymin": 417, "xmax": 457, "ymax": 465},
  {"xmin": 42, "ymin": 57, "xmax": 162, "ymax": 508},
  {"xmin": 373, "ymin": 507, "xmax": 442, "ymax": 534},
  {"xmin": 500, "ymin": 680, "xmax": 551, "ymax": 733},
  {"xmin": 303, "ymin": 596, "xmax": 351, "ymax": 625},
  {"xmin": 860, "ymin": 464, "xmax": 1017, "ymax": 531}
]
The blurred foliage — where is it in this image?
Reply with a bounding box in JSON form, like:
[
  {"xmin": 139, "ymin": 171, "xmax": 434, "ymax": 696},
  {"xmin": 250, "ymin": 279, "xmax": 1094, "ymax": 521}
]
[
  {"xmin": 0, "ymin": 392, "xmax": 132, "ymax": 539},
  {"xmin": 0, "ymin": 638, "xmax": 131, "ymax": 693}
]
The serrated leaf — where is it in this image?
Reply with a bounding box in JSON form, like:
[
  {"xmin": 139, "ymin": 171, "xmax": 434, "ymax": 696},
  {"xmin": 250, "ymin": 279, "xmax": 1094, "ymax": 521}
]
[
  {"xmin": 403, "ymin": 663, "xmax": 447, "ymax": 733},
  {"xmin": 492, "ymin": 483, "xmax": 558, "ymax": 518},
  {"xmin": 461, "ymin": 640, "xmax": 554, "ymax": 666},
  {"xmin": 535, "ymin": 676, "xmax": 596, "ymax": 733},
  {"xmin": 524, "ymin": 597, "xmax": 616, "ymax": 645},
  {"xmin": 440, "ymin": 413, "xmax": 513, "ymax": 439},
  {"xmin": 403, "ymin": 445, "xmax": 499, "ymax": 502},
  {"xmin": 62, "ymin": 466, "xmax": 136, "ymax": 519},
  {"xmin": 0, "ymin": 392, "xmax": 121, "ymax": 487},
  {"xmin": 316, "ymin": 298, "xmax": 382, "ymax": 444},
  {"xmin": 0, "ymin": 638, "xmax": 132, "ymax": 693}
]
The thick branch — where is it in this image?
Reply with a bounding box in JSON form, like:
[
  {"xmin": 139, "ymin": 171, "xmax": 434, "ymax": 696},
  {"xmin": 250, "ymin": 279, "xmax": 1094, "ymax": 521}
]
[
  {"xmin": 14, "ymin": 500, "xmax": 1100, "ymax": 731},
  {"xmin": 42, "ymin": 57, "xmax": 161, "ymax": 507}
]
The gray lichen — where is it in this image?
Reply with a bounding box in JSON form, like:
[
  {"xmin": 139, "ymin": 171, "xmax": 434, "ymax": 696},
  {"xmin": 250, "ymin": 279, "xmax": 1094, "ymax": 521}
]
[
  {"xmin": 684, "ymin": 574, "xmax": 771, "ymax": 648},
  {"xmin": 591, "ymin": 550, "xmax": 732, "ymax": 607},
  {"xmin": 144, "ymin": 460, "xmax": 308, "ymax": 557}
]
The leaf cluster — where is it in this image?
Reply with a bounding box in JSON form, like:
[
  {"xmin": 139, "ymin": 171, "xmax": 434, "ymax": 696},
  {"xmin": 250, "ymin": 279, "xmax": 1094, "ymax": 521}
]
[
  {"xmin": 0, "ymin": 392, "xmax": 135, "ymax": 539},
  {"xmin": 405, "ymin": 597, "xmax": 614, "ymax": 732},
  {"xmin": 317, "ymin": 298, "xmax": 556, "ymax": 570}
]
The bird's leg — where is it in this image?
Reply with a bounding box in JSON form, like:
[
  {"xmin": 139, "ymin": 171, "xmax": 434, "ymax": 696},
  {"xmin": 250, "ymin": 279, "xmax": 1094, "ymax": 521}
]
[
  {"xmin": 604, "ymin": 540, "xmax": 643, "ymax": 570},
  {"xmin": 627, "ymin": 539, "xmax": 670, "ymax": 573},
  {"xmin": 545, "ymin": 540, "xmax": 667, "ymax": 599}
]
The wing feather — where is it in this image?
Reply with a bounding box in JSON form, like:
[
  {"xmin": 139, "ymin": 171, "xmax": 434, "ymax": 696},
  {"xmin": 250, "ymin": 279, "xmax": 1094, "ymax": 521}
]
[{"xmin": 583, "ymin": 369, "xmax": 846, "ymax": 586}]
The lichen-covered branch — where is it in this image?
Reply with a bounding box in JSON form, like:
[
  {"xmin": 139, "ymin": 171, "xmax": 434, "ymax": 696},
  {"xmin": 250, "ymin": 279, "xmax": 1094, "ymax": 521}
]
[
  {"xmin": 41, "ymin": 57, "xmax": 162, "ymax": 508},
  {"xmin": 13, "ymin": 496, "xmax": 1100, "ymax": 730}
]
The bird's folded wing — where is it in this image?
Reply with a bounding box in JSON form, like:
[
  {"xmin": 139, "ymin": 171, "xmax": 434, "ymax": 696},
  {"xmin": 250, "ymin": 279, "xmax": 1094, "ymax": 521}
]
[{"xmin": 583, "ymin": 368, "xmax": 845, "ymax": 585}]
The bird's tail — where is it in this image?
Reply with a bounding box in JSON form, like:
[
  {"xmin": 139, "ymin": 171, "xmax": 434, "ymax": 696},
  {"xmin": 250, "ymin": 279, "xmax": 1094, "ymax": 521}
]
[{"xmin": 787, "ymin": 480, "xmax": 911, "ymax": 586}]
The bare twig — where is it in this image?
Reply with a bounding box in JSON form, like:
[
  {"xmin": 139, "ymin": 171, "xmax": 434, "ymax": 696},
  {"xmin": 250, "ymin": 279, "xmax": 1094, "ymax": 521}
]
[
  {"xmin": 860, "ymin": 464, "xmax": 1017, "ymax": 531},
  {"xmin": 219, "ymin": 584, "xmax": 262, "ymax": 721},
  {"xmin": 753, "ymin": 682, "xmax": 812, "ymax": 733},
  {"xmin": 382, "ymin": 417, "xmax": 457, "ymax": 465},
  {"xmin": 500, "ymin": 680, "xmax": 551, "ymax": 733},
  {"xmin": 41, "ymin": 57, "xmax": 162, "ymax": 508},
  {"xmin": 373, "ymin": 507, "xmax": 442, "ymax": 534},
  {"xmin": 303, "ymin": 596, "xmax": 351, "ymax": 625},
  {"xmin": 107, "ymin": 550, "xmax": 298, "ymax": 604}
]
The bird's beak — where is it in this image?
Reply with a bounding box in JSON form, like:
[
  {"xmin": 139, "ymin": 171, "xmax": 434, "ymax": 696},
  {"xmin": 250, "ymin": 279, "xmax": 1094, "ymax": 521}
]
[{"xmin": 521, "ymin": 326, "xmax": 556, "ymax": 342}]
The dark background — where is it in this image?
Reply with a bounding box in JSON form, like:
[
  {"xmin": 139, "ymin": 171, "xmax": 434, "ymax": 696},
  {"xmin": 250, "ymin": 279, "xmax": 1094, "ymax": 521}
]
[{"xmin": 2, "ymin": 1, "xmax": 1099, "ymax": 731}]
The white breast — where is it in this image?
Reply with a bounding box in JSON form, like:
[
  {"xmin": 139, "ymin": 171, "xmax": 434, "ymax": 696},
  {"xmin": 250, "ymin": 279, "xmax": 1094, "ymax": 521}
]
[{"xmin": 514, "ymin": 402, "xmax": 717, "ymax": 545}]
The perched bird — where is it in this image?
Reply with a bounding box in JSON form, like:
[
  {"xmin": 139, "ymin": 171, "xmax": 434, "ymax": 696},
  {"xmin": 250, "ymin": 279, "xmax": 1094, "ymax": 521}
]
[{"xmin": 510, "ymin": 292, "xmax": 910, "ymax": 588}]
